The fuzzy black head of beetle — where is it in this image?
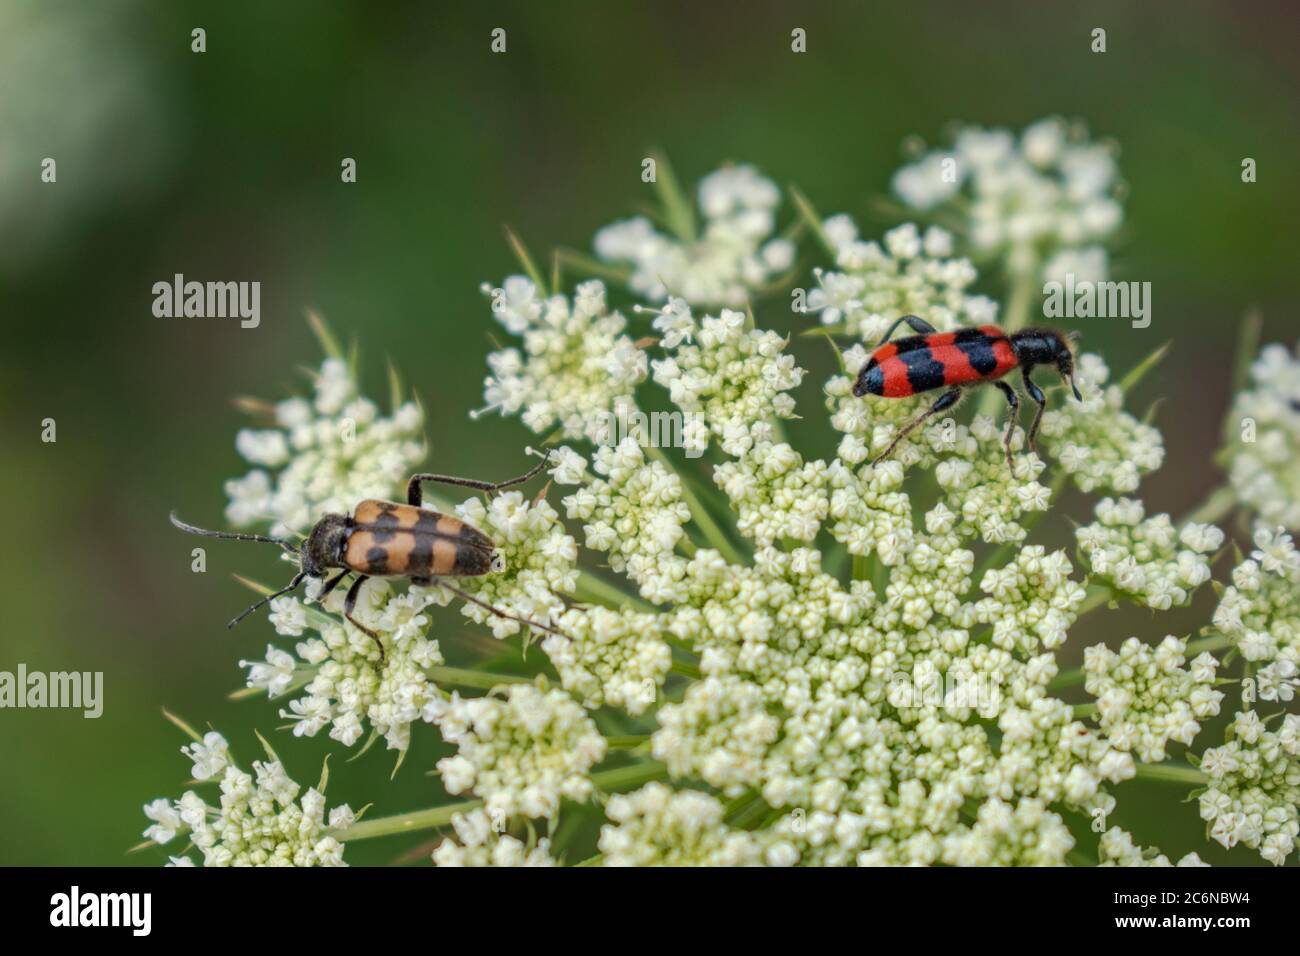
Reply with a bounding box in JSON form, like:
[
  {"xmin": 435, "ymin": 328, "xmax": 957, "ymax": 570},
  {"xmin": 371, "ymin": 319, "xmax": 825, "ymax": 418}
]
[
  {"xmin": 169, "ymin": 455, "xmax": 570, "ymax": 657},
  {"xmin": 299, "ymin": 512, "xmax": 351, "ymax": 578}
]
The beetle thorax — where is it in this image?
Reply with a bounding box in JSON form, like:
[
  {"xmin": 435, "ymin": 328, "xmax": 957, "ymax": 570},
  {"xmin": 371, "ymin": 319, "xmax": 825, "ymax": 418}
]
[{"xmin": 1009, "ymin": 328, "xmax": 1070, "ymax": 367}]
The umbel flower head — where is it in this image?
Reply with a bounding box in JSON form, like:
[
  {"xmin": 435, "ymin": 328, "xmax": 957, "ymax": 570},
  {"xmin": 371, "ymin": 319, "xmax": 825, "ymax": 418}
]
[
  {"xmin": 254, "ymin": 576, "xmax": 448, "ymax": 752},
  {"xmin": 225, "ymin": 355, "xmax": 425, "ymax": 537},
  {"xmin": 594, "ymin": 164, "xmax": 795, "ymax": 308},
  {"xmin": 598, "ymin": 782, "xmax": 766, "ymax": 866},
  {"xmin": 429, "ymin": 682, "xmax": 608, "ymax": 819},
  {"xmin": 1097, "ymin": 827, "xmax": 1207, "ymax": 867},
  {"xmin": 142, "ymin": 723, "xmax": 355, "ymax": 867},
  {"xmin": 1077, "ymin": 498, "xmax": 1222, "ymax": 610},
  {"xmin": 1210, "ymin": 527, "xmax": 1300, "ymax": 673},
  {"xmin": 891, "ymin": 116, "xmax": 1123, "ymax": 280},
  {"xmin": 803, "ymin": 219, "xmax": 998, "ymax": 344},
  {"xmin": 1197, "ymin": 711, "xmax": 1300, "ymax": 865},
  {"xmin": 1222, "ymin": 341, "xmax": 1300, "ymax": 530},
  {"xmin": 154, "ymin": 135, "xmax": 1299, "ymax": 868},
  {"xmin": 432, "ymin": 809, "xmax": 557, "ymax": 867},
  {"xmin": 476, "ymin": 279, "xmax": 646, "ymax": 442}
]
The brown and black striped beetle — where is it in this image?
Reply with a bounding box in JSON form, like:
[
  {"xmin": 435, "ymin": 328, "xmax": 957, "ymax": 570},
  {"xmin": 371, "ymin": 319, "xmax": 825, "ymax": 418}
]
[{"xmin": 170, "ymin": 454, "xmax": 565, "ymax": 659}]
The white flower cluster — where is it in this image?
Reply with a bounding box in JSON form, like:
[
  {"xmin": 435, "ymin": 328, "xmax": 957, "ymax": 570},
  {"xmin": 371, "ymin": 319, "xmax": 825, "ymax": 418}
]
[
  {"xmin": 1038, "ymin": 353, "xmax": 1164, "ymax": 493},
  {"xmin": 823, "ymin": 456, "xmax": 914, "ymax": 563},
  {"xmin": 803, "ymin": 220, "xmax": 997, "ymax": 343},
  {"xmin": 595, "ymin": 165, "xmax": 795, "ymax": 308},
  {"xmin": 258, "ymin": 578, "xmax": 447, "ymax": 752},
  {"xmin": 971, "ymin": 545, "xmax": 1086, "ymax": 654},
  {"xmin": 1224, "ymin": 342, "xmax": 1300, "ymax": 529},
  {"xmin": 1077, "ymin": 498, "xmax": 1223, "ymax": 609},
  {"xmin": 1097, "ymin": 827, "xmax": 1207, "ymax": 867},
  {"xmin": 715, "ymin": 442, "xmax": 829, "ymax": 547},
  {"xmin": 432, "ymin": 810, "xmax": 556, "ymax": 867},
  {"xmin": 451, "ymin": 491, "xmax": 578, "ymax": 638},
  {"xmin": 143, "ymin": 731, "xmax": 353, "ymax": 867},
  {"xmin": 556, "ymin": 439, "xmax": 691, "ymax": 603},
  {"xmin": 1198, "ymin": 710, "xmax": 1300, "ymax": 865},
  {"xmin": 650, "ymin": 301, "xmax": 803, "ymax": 457},
  {"xmin": 225, "ymin": 357, "xmax": 425, "ymax": 536},
  {"xmin": 470, "ymin": 268, "xmax": 1220, "ymax": 866},
  {"xmin": 640, "ymin": 534, "xmax": 1140, "ymax": 865},
  {"xmin": 598, "ymin": 782, "xmax": 766, "ymax": 866},
  {"xmin": 1212, "ymin": 528, "xmax": 1300, "ymax": 681},
  {"xmin": 477, "ymin": 278, "xmax": 646, "ymax": 442},
  {"xmin": 1084, "ymin": 636, "xmax": 1223, "ymax": 762},
  {"xmin": 179, "ymin": 144, "xmax": 1300, "ymax": 870},
  {"xmin": 891, "ymin": 117, "xmax": 1123, "ymax": 279},
  {"xmin": 430, "ymin": 682, "xmax": 608, "ymax": 819},
  {"xmin": 939, "ymin": 798, "xmax": 1075, "ymax": 866},
  {"xmin": 541, "ymin": 605, "xmax": 671, "ymax": 716}
]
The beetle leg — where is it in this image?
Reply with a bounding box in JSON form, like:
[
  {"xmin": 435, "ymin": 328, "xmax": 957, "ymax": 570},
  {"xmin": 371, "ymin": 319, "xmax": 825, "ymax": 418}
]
[
  {"xmin": 406, "ymin": 452, "xmax": 551, "ymax": 507},
  {"xmin": 873, "ymin": 314, "xmax": 937, "ymax": 349},
  {"xmin": 227, "ymin": 571, "xmax": 307, "ymax": 629},
  {"xmin": 870, "ymin": 386, "xmax": 962, "ymax": 468},
  {"xmin": 317, "ymin": 569, "xmax": 350, "ymax": 602},
  {"xmin": 342, "ymin": 574, "xmax": 385, "ymax": 661},
  {"xmin": 1022, "ymin": 369, "xmax": 1048, "ymax": 456},
  {"xmin": 993, "ymin": 380, "xmax": 1020, "ymax": 471},
  {"xmin": 430, "ymin": 577, "xmax": 571, "ymax": 642}
]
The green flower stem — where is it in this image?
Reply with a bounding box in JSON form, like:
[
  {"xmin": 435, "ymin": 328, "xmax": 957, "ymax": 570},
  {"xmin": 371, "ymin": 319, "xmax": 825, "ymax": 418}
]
[
  {"xmin": 1004, "ymin": 268, "xmax": 1039, "ymax": 333},
  {"xmin": 556, "ymin": 249, "xmax": 634, "ymax": 284},
  {"xmin": 670, "ymin": 659, "xmax": 702, "ymax": 680},
  {"xmin": 1134, "ymin": 763, "xmax": 1209, "ymax": 786},
  {"xmin": 1073, "ymin": 702, "xmax": 1098, "ymax": 719},
  {"xmin": 427, "ymin": 666, "xmax": 530, "ymax": 690},
  {"xmin": 972, "ymin": 469, "xmax": 1070, "ymax": 583},
  {"xmin": 575, "ymin": 570, "xmax": 657, "ymax": 614},
  {"xmin": 971, "ymin": 269, "xmax": 1038, "ymax": 422},
  {"xmin": 591, "ymin": 760, "xmax": 669, "ymax": 793},
  {"xmin": 644, "ymin": 444, "xmax": 747, "ymax": 566},
  {"xmin": 337, "ymin": 799, "xmax": 483, "ymax": 842},
  {"xmin": 1076, "ymin": 584, "xmax": 1115, "ymax": 617},
  {"xmin": 1045, "ymin": 632, "xmax": 1227, "ymax": 691},
  {"xmin": 605, "ymin": 734, "xmax": 651, "ymax": 749},
  {"xmin": 1180, "ymin": 486, "xmax": 1238, "ymax": 527},
  {"xmin": 976, "ymin": 267, "xmax": 1041, "ymax": 418},
  {"xmin": 338, "ymin": 761, "xmax": 668, "ymax": 843},
  {"xmin": 1048, "ymin": 621, "xmax": 1228, "ymax": 693},
  {"xmin": 1067, "ymin": 847, "xmax": 1098, "ymax": 867},
  {"xmin": 1186, "ymin": 634, "xmax": 1232, "ymax": 656}
]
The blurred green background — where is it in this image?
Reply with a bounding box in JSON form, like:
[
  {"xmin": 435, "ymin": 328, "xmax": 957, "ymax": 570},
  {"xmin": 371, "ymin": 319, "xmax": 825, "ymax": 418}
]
[{"xmin": 1, "ymin": 0, "xmax": 1296, "ymax": 866}]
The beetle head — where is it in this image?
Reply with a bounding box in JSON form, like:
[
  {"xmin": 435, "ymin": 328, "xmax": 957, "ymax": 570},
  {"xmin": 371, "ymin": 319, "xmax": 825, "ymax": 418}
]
[{"xmin": 301, "ymin": 513, "xmax": 351, "ymax": 577}]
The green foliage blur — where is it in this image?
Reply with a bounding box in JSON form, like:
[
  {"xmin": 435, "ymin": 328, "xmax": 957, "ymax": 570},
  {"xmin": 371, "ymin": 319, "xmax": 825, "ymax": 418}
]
[{"xmin": 0, "ymin": 0, "xmax": 1296, "ymax": 866}]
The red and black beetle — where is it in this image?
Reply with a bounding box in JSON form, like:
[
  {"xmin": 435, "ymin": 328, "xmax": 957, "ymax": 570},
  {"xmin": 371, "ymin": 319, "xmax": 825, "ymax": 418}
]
[
  {"xmin": 170, "ymin": 455, "xmax": 564, "ymax": 659},
  {"xmin": 853, "ymin": 314, "xmax": 1083, "ymax": 469}
]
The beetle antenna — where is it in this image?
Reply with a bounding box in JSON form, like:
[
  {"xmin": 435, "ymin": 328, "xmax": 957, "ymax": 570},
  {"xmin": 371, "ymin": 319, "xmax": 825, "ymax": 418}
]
[
  {"xmin": 228, "ymin": 571, "xmax": 308, "ymax": 628},
  {"xmin": 431, "ymin": 578, "xmax": 572, "ymax": 642},
  {"xmin": 170, "ymin": 512, "xmax": 299, "ymax": 556}
]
